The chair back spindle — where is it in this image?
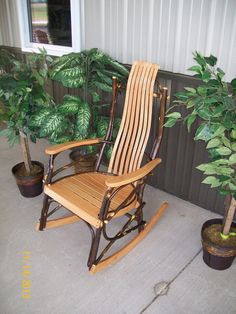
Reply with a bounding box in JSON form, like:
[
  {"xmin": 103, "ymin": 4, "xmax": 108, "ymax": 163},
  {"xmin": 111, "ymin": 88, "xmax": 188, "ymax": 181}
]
[{"xmin": 108, "ymin": 61, "xmax": 159, "ymax": 175}]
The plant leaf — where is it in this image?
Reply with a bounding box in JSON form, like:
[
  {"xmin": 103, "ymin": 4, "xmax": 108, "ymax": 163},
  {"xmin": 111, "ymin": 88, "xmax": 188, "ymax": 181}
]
[
  {"xmin": 94, "ymin": 81, "xmax": 112, "ymax": 93},
  {"xmin": 215, "ymin": 146, "xmax": 232, "ymax": 156},
  {"xmin": 164, "ymin": 118, "xmax": 178, "ymax": 128},
  {"xmin": 165, "ymin": 112, "xmax": 181, "ymax": 119},
  {"xmin": 97, "ymin": 117, "xmax": 109, "ymax": 138},
  {"xmin": 202, "ymin": 176, "xmax": 221, "ymax": 187},
  {"xmin": 75, "ymin": 101, "xmax": 91, "ymax": 136},
  {"xmin": 204, "ymin": 55, "xmax": 217, "ymax": 67},
  {"xmin": 229, "ymin": 153, "xmax": 236, "ymax": 165},
  {"xmin": 29, "ymin": 108, "xmax": 52, "ymax": 127},
  {"xmin": 206, "ymin": 138, "xmax": 221, "ymax": 149},
  {"xmin": 41, "ymin": 112, "xmax": 65, "ymax": 136}
]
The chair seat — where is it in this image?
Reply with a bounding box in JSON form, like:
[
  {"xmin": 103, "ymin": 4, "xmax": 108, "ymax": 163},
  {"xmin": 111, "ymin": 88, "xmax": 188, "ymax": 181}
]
[{"xmin": 44, "ymin": 172, "xmax": 138, "ymax": 228}]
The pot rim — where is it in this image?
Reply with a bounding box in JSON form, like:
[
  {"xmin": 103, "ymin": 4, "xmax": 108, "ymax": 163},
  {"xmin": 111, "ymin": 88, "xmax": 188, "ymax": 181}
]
[
  {"xmin": 12, "ymin": 161, "xmax": 44, "ymax": 179},
  {"xmin": 201, "ymin": 218, "xmax": 236, "ymax": 251}
]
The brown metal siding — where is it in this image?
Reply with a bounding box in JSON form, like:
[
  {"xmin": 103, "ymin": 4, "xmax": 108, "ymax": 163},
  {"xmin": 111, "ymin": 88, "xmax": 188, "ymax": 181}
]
[{"xmin": 151, "ymin": 71, "xmax": 226, "ymax": 215}]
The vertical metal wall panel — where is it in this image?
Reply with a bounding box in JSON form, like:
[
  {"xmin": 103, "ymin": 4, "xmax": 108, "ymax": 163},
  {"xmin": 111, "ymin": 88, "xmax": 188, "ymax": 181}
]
[
  {"xmin": 83, "ymin": 0, "xmax": 236, "ymax": 81},
  {"xmin": 1, "ymin": 0, "xmax": 235, "ymax": 80}
]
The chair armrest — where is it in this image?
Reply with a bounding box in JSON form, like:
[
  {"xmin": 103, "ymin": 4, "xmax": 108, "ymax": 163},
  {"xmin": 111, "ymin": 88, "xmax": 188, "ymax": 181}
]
[
  {"xmin": 105, "ymin": 158, "xmax": 162, "ymax": 188},
  {"xmin": 45, "ymin": 138, "xmax": 103, "ymax": 155}
]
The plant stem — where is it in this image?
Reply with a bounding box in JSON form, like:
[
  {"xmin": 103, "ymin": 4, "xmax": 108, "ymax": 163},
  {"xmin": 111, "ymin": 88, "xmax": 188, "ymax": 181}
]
[
  {"xmin": 19, "ymin": 131, "xmax": 32, "ymax": 173},
  {"xmin": 222, "ymin": 196, "xmax": 236, "ymax": 235}
]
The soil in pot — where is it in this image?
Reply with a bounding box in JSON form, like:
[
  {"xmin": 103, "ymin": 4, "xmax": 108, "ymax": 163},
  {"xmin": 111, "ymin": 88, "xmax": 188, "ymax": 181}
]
[
  {"xmin": 201, "ymin": 219, "xmax": 236, "ymax": 270},
  {"xmin": 203, "ymin": 224, "xmax": 236, "ymax": 247},
  {"xmin": 12, "ymin": 161, "xmax": 44, "ymax": 198}
]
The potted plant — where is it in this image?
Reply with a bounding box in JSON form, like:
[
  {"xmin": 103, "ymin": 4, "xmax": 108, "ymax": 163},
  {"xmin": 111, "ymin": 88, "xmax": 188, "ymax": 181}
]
[
  {"xmin": 0, "ymin": 48, "xmax": 52, "ymax": 197},
  {"xmin": 30, "ymin": 48, "xmax": 129, "ymax": 170},
  {"xmin": 165, "ymin": 52, "xmax": 236, "ymax": 270}
]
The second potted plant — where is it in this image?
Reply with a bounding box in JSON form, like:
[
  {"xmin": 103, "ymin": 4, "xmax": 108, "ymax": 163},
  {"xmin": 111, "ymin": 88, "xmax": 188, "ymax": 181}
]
[
  {"xmin": 0, "ymin": 48, "xmax": 52, "ymax": 197},
  {"xmin": 165, "ymin": 52, "xmax": 236, "ymax": 270},
  {"xmin": 30, "ymin": 48, "xmax": 128, "ymax": 170}
]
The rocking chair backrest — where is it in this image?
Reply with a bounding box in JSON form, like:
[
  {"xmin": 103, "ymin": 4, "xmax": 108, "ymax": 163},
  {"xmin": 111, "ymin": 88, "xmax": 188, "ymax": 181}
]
[{"xmin": 108, "ymin": 61, "xmax": 160, "ymax": 175}]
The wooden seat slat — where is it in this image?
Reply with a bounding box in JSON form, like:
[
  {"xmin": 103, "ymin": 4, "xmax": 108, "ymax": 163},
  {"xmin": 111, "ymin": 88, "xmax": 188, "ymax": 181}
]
[{"xmin": 45, "ymin": 172, "xmax": 137, "ymax": 228}]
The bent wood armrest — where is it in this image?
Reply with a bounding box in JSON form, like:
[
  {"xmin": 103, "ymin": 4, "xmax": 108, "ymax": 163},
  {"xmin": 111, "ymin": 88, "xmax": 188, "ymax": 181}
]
[
  {"xmin": 105, "ymin": 158, "xmax": 162, "ymax": 188},
  {"xmin": 45, "ymin": 138, "xmax": 103, "ymax": 155}
]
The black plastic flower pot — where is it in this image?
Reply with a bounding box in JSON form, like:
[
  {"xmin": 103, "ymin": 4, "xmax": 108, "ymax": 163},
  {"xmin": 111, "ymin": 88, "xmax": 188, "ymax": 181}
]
[
  {"xmin": 201, "ymin": 218, "xmax": 236, "ymax": 270},
  {"xmin": 12, "ymin": 161, "xmax": 44, "ymax": 198}
]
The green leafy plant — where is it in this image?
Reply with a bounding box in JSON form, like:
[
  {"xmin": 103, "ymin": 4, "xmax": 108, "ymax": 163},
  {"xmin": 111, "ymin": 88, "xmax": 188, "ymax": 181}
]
[
  {"xmin": 31, "ymin": 48, "xmax": 128, "ymax": 158},
  {"xmin": 165, "ymin": 51, "xmax": 236, "ymax": 238},
  {"xmin": 0, "ymin": 48, "xmax": 52, "ymax": 173}
]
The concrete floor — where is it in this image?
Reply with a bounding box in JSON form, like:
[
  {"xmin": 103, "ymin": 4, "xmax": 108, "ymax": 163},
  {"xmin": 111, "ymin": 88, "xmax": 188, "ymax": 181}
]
[{"xmin": 0, "ymin": 138, "xmax": 235, "ymax": 314}]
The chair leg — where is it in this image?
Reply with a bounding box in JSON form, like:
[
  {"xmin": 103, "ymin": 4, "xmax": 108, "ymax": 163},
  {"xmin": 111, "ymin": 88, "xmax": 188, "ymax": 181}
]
[
  {"xmin": 87, "ymin": 227, "xmax": 102, "ymax": 269},
  {"xmin": 90, "ymin": 202, "xmax": 168, "ymax": 274},
  {"xmin": 39, "ymin": 195, "xmax": 50, "ymax": 231},
  {"xmin": 137, "ymin": 208, "xmax": 145, "ymax": 233}
]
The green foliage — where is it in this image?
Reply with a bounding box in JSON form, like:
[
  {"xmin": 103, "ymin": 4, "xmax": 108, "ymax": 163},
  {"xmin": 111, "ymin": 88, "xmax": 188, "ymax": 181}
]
[
  {"xmin": 40, "ymin": 48, "xmax": 129, "ymax": 158},
  {"xmin": 165, "ymin": 51, "xmax": 236, "ymax": 199},
  {"xmin": 0, "ymin": 48, "xmax": 52, "ymax": 148},
  {"xmin": 50, "ymin": 48, "xmax": 129, "ymax": 93}
]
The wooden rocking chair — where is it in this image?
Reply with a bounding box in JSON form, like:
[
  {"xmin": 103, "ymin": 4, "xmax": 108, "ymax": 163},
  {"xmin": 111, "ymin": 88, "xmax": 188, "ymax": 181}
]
[{"xmin": 37, "ymin": 61, "xmax": 168, "ymax": 273}]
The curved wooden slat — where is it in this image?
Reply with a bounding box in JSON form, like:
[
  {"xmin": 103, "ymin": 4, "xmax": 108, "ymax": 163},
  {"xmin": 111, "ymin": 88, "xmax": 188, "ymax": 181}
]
[
  {"xmin": 35, "ymin": 215, "xmax": 81, "ymax": 230},
  {"xmin": 118, "ymin": 62, "xmax": 148, "ymax": 174},
  {"xmin": 122, "ymin": 63, "xmax": 153, "ymax": 174},
  {"xmin": 132, "ymin": 65, "xmax": 159, "ymax": 171},
  {"xmin": 90, "ymin": 201, "xmax": 169, "ymax": 274},
  {"xmin": 108, "ymin": 61, "xmax": 138, "ymax": 172},
  {"xmin": 108, "ymin": 61, "xmax": 159, "ymax": 175}
]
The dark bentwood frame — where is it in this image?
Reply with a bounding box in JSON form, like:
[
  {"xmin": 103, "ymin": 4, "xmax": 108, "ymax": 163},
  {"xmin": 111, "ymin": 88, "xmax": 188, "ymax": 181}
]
[{"xmin": 38, "ymin": 73, "xmax": 168, "ymax": 272}]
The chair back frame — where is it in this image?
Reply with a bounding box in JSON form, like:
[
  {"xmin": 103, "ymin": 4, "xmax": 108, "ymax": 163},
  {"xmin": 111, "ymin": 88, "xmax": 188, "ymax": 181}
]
[{"xmin": 95, "ymin": 61, "xmax": 167, "ymax": 174}]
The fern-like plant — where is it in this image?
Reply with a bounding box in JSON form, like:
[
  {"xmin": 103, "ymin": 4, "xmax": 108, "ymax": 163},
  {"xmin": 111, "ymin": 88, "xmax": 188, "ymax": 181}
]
[{"xmin": 32, "ymin": 48, "xmax": 128, "ymax": 158}]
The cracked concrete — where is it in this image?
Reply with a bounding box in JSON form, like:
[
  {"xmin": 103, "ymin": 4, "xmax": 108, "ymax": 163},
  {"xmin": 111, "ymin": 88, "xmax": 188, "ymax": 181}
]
[
  {"xmin": 140, "ymin": 249, "xmax": 203, "ymax": 313},
  {"xmin": 0, "ymin": 138, "xmax": 236, "ymax": 314}
]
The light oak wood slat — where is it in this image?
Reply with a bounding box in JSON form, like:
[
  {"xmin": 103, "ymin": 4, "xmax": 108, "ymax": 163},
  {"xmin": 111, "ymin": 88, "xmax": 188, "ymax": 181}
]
[
  {"xmin": 127, "ymin": 64, "xmax": 155, "ymax": 173},
  {"xmin": 58, "ymin": 179, "xmax": 104, "ymax": 209},
  {"xmin": 57, "ymin": 176, "xmax": 137, "ymax": 213},
  {"xmin": 71, "ymin": 173, "xmax": 133, "ymax": 206},
  {"xmin": 114, "ymin": 63, "xmax": 146, "ymax": 174},
  {"xmin": 138, "ymin": 65, "xmax": 158, "ymax": 167},
  {"xmin": 44, "ymin": 184, "xmax": 101, "ymax": 228},
  {"xmin": 108, "ymin": 61, "xmax": 159, "ymax": 176},
  {"xmin": 129, "ymin": 65, "xmax": 156, "ymax": 172},
  {"xmin": 83, "ymin": 172, "xmax": 136, "ymax": 202},
  {"xmin": 122, "ymin": 63, "xmax": 151, "ymax": 174},
  {"xmin": 132, "ymin": 65, "xmax": 158, "ymax": 172},
  {"xmin": 75, "ymin": 172, "xmax": 110, "ymax": 195},
  {"xmin": 45, "ymin": 138, "xmax": 102, "ymax": 155},
  {"xmin": 82, "ymin": 172, "xmax": 108, "ymax": 189},
  {"xmin": 112, "ymin": 62, "xmax": 144, "ymax": 175},
  {"xmin": 108, "ymin": 62, "xmax": 138, "ymax": 174},
  {"xmin": 70, "ymin": 177, "xmax": 105, "ymax": 199},
  {"xmin": 105, "ymin": 158, "xmax": 162, "ymax": 188},
  {"xmin": 90, "ymin": 201, "xmax": 169, "ymax": 274},
  {"xmin": 36, "ymin": 215, "xmax": 81, "ymax": 230}
]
